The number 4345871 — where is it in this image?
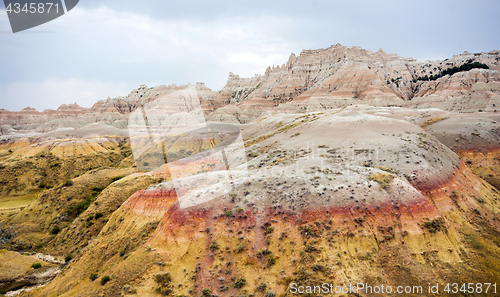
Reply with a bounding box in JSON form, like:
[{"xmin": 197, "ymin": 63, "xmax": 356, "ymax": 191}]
[
  {"xmin": 6, "ymin": 3, "xmax": 59, "ymax": 14},
  {"xmin": 444, "ymin": 283, "xmax": 496, "ymax": 294}
]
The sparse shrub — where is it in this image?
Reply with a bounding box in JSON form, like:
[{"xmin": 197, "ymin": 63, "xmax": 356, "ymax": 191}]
[
  {"xmin": 236, "ymin": 207, "xmax": 244, "ymax": 213},
  {"xmin": 64, "ymin": 254, "xmax": 72, "ymax": 262},
  {"xmin": 67, "ymin": 200, "xmax": 91, "ymax": 216},
  {"xmin": 50, "ymin": 226, "xmax": 60, "ymax": 235},
  {"xmin": 111, "ymin": 175, "xmax": 124, "ymax": 182},
  {"xmin": 94, "ymin": 212, "xmax": 103, "ymax": 219},
  {"xmin": 202, "ymin": 288, "xmax": 211, "ymax": 296},
  {"xmin": 258, "ymin": 282, "xmax": 267, "ymax": 291},
  {"xmin": 234, "ymin": 278, "xmax": 246, "ymax": 288},
  {"xmin": 154, "ymin": 272, "xmax": 172, "ymax": 284},
  {"xmin": 225, "ymin": 269, "xmax": 230, "ymax": 274},
  {"xmin": 369, "ymin": 173, "xmax": 394, "ymax": 189},
  {"xmin": 157, "ymin": 288, "xmax": 172, "ymax": 295},
  {"xmin": 267, "ymin": 227, "xmax": 274, "ymax": 234},
  {"xmin": 299, "ymin": 224, "xmax": 319, "ymax": 237},
  {"xmin": 209, "ymin": 241, "xmax": 219, "ymax": 250},
  {"xmin": 464, "ymin": 233, "xmax": 483, "ymax": 249},
  {"xmin": 100, "ymin": 275, "xmax": 110, "ymax": 285},
  {"xmin": 354, "ymin": 217, "xmax": 365, "ymax": 224},
  {"xmin": 67, "ymin": 187, "xmax": 104, "ymax": 216},
  {"xmin": 89, "ymin": 273, "xmax": 98, "ymax": 281},
  {"xmin": 257, "ymin": 248, "xmax": 271, "ymax": 257},
  {"xmin": 236, "ymin": 243, "xmax": 246, "ymax": 253},
  {"xmin": 266, "ymin": 291, "xmax": 276, "ymax": 297},
  {"xmin": 420, "ymin": 117, "xmax": 449, "ymax": 129},
  {"xmin": 267, "ymin": 254, "xmax": 276, "ymax": 266},
  {"xmin": 63, "ymin": 179, "xmax": 73, "ymax": 186},
  {"xmin": 422, "ymin": 217, "xmax": 445, "ymax": 233},
  {"xmin": 31, "ymin": 263, "xmax": 41, "ymax": 269},
  {"xmin": 304, "ymin": 245, "xmax": 317, "ymax": 253},
  {"xmin": 225, "ymin": 210, "xmax": 233, "ymax": 218},
  {"xmin": 118, "ymin": 247, "xmax": 126, "ymax": 256}
]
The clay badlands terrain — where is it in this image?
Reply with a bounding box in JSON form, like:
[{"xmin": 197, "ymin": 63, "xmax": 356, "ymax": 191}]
[{"xmin": 0, "ymin": 44, "xmax": 500, "ymax": 296}]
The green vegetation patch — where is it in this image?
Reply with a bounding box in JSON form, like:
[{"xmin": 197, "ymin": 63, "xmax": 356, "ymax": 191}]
[
  {"xmin": 234, "ymin": 278, "xmax": 246, "ymax": 288},
  {"xmin": 66, "ymin": 186, "xmax": 104, "ymax": 216},
  {"xmin": 422, "ymin": 217, "xmax": 445, "ymax": 233},
  {"xmin": 417, "ymin": 61, "xmax": 488, "ymax": 81}
]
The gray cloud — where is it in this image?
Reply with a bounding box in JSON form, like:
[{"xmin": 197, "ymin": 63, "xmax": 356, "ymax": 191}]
[{"xmin": 0, "ymin": 0, "xmax": 499, "ymax": 111}]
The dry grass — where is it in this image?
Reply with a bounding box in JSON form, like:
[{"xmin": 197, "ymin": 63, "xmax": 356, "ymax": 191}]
[
  {"xmin": 369, "ymin": 173, "xmax": 395, "ymax": 189},
  {"xmin": 0, "ymin": 193, "xmax": 38, "ymax": 210},
  {"xmin": 420, "ymin": 117, "xmax": 449, "ymax": 129}
]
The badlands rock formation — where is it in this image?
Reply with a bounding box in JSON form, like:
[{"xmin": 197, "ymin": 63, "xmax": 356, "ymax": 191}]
[
  {"xmin": 205, "ymin": 44, "xmax": 500, "ymax": 120},
  {"xmin": 1, "ymin": 44, "xmax": 499, "ymax": 137},
  {"xmin": 12, "ymin": 107, "xmax": 499, "ymax": 297},
  {"xmin": 0, "ymin": 83, "xmax": 216, "ymax": 138},
  {"xmin": 0, "ymin": 44, "xmax": 500, "ymax": 297}
]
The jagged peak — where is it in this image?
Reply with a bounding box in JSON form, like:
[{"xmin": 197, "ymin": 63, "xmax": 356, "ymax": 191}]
[
  {"xmin": 57, "ymin": 102, "xmax": 84, "ymax": 111},
  {"xmin": 265, "ymin": 66, "xmax": 272, "ymax": 76}
]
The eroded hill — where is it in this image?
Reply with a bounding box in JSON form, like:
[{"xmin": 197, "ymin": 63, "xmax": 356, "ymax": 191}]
[{"xmin": 6, "ymin": 107, "xmax": 497, "ymax": 297}]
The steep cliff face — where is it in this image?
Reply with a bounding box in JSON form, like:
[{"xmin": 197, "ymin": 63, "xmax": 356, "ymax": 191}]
[{"xmin": 208, "ymin": 45, "xmax": 500, "ymax": 121}]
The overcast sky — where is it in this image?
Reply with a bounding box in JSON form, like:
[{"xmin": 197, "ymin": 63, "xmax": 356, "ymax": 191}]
[{"xmin": 0, "ymin": 0, "xmax": 499, "ymax": 111}]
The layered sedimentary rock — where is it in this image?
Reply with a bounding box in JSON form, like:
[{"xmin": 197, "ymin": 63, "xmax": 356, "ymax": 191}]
[
  {"xmin": 2, "ymin": 44, "xmax": 500, "ymax": 297},
  {"xmin": 0, "ymin": 83, "xmax": 217, "ymax": 137},
  {"xmin": 207, "ymin": 45, "xmax": 500, "ymax": 121},
  {"xmin": 20, "ymin": 107, "xmax": 500, "ymax": 297},
  {"xmin": 2, "ymin": 44, "xmax": 499, "ymax": 136}
]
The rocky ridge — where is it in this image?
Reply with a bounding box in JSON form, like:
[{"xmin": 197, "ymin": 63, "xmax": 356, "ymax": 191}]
[{"xmin": 1, "ymin": 44, "xmax": 499, "ymax": 137}]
